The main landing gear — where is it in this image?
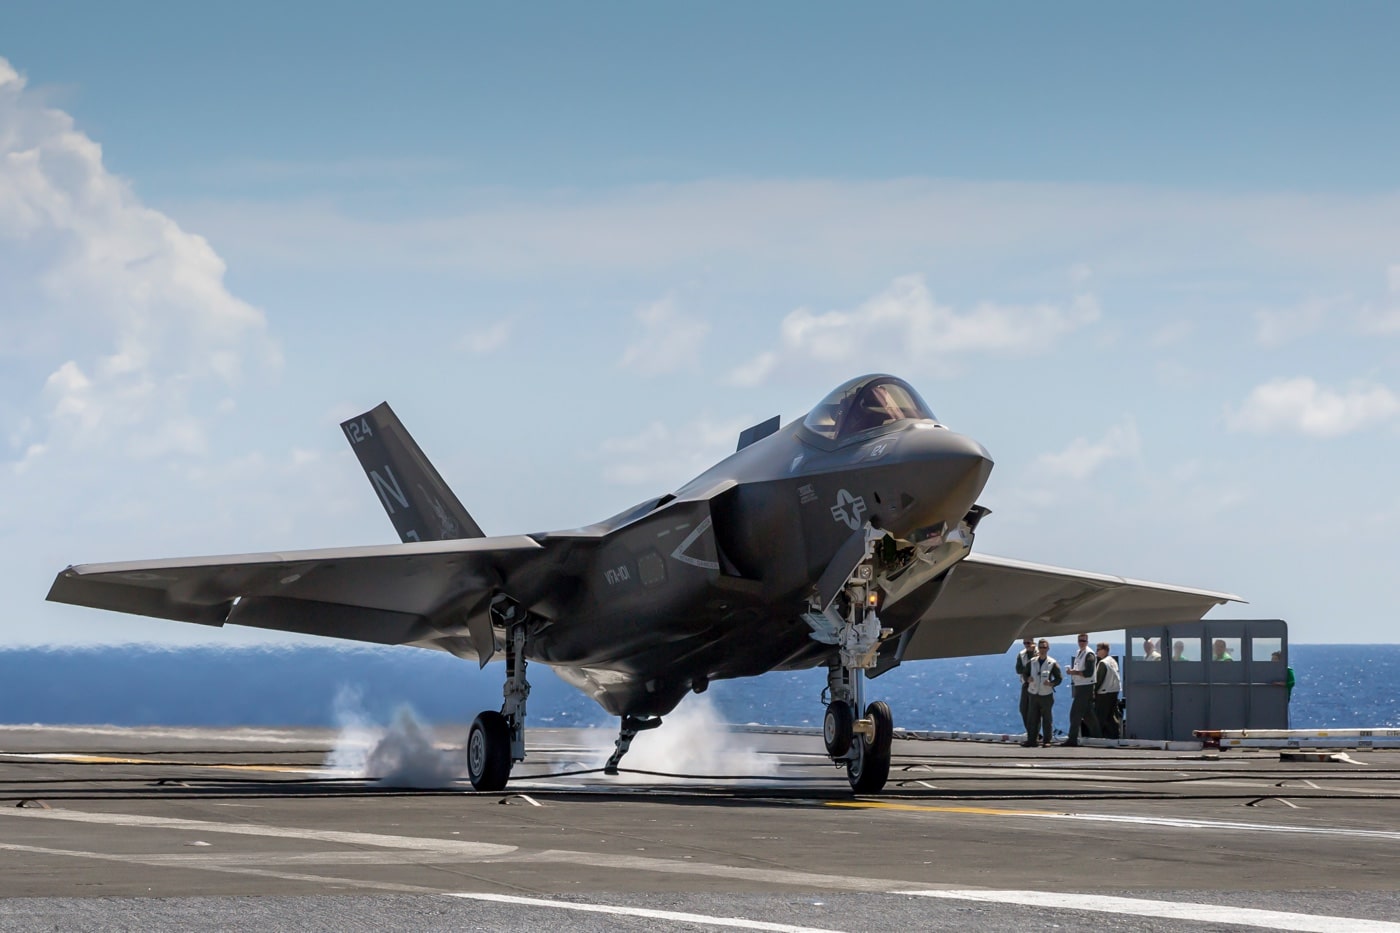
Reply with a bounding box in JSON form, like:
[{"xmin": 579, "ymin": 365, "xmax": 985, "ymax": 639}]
[
  {"xmin": 460, "ymin": 605, "xmax": 664, "ymax": 787},
  {"xmin": 807, "ymin": 528, "xmax": 895, "ymax": 793},
  {"xmin": 466, "ymin": 621, "xmax": 530, "ymax": 791}
]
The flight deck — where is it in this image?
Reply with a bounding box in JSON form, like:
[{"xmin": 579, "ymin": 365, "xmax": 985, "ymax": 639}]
[{"xmin": 1, "ymin": 725, "xmax": 1398, "ymax": 931}]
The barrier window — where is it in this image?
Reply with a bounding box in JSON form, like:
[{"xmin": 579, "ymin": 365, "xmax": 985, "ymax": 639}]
[
  {"xmin": 1252, "ymin": 636, "xmax": 1283, "ymax": 663},
  {"xmin": 1132, "ymin": 634, "xmax": 1165, "ymax": 660},
  {"xmin": 1168, "ymin": 638, "xmax": 1200, "ymax": 662},
  {"xmin": 1210, "ymin": 636, "xmax": 1240, "ymax": 662}
]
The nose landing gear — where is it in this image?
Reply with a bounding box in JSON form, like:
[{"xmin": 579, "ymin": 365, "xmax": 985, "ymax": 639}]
[{"xmin": 808, "ymin": 526, "xmax": 896, "ymax": 793}]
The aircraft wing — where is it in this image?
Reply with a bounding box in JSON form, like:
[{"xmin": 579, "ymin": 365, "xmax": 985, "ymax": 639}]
[
  {"xmin": 46, "ymin": 536, "xmax": 549, "ymax": 659},
  {"xmin": 899, "ymin": 552, "xmax": 1243, "ymax": 661}
]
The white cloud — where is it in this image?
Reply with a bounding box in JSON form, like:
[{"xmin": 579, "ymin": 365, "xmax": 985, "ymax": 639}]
[
  {"xmin": 726, "ymin": 351, "xmax": 778, "ymax": 388},
  {"xmin": 1252, "ymin": 297, "xmax": 1339, "ymax": 347},
  {"xmin": 165, "ymin": 179, "xmax": 1400, "ymax": 290},
  {"xmin": 619, "ymin": 297, "xmax": 710, "ymax": 376},
  {"xmin": 1257, "ymin": 267, "xmax": 1400, "ymax": 340},
  {"xmin": 1226, "ymin": 377, "xmax": 1400, "ymax": 438},
  {"xmin": 1357, "ymin": 263, "xmax": 1400, "ymax": 335},
  {"xmin": 460, "ymin": 318, "xmax": 511, "ymax": 354},
  {"xmin": 597, "ymin": 416, "xmax": 749, "ymax": 487},
  {"xmin": 203, "ymin": 155, "xmax": 462, "ymax": 184},
  {"xmin": 0, "ymin": 56, "xmax": 277, "ymax": 468},
  {"xmin": 1357, "ymin": 305, "xmax": 1400, "ymax": 335},
  {"xmin": 728, "ymin": 275, "xmax": 1099, "ymax": 386},
  {"xmin": 1150, "ymin": 319, "xmax": 1196, "ymax": 347},
  {"xmin": 1032, "ymin": 419, "xmax": 1141, "ymax": 481}
]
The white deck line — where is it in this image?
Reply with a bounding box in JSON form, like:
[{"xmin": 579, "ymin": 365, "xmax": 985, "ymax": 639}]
[
  {"xmin": 446, "ymin": 892, "xmax": 844, "ymax": 932},
  {"xmin": 906, "ymin": 889, "xmax": 1400, "ymax": 932}
]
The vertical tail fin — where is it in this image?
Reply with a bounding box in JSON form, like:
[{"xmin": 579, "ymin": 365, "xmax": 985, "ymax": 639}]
[{"xmin": 341, "ymin": 402, "xmax": 485, "ymax": 542}]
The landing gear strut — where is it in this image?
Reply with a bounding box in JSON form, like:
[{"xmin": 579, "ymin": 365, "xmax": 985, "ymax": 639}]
[
  {"xmin": 806, "ymin": 526, "xmax": 895, "ymax": 793},
  {"xmin": 466, "ymin": 620, "xmax": 530, "ymax": 791}
]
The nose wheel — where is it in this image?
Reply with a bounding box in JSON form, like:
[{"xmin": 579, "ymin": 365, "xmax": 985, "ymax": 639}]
[
  {"xmin": 846, "ymin": 700, "xmax": 893, "ymax": 793},
  {"xmin": 823, "ymin": 702, "xmax": 855, "ymax": 757}
]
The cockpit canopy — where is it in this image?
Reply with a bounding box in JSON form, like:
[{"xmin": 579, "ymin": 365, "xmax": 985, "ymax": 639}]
[{"xmin": 801, "ymin": 375, "xmax": 938, "ymax": 442}]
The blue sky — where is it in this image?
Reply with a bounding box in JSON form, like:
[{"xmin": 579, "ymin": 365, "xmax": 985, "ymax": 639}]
[{"xmin": 2, "ymin": 3, "xmax": 1399, "ymax": 647}]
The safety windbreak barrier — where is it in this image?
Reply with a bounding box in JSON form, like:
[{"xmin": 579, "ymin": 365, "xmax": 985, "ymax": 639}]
[{"xmin": 1123, "ymin": 619, "xmax": 1290, "ymax": 741}]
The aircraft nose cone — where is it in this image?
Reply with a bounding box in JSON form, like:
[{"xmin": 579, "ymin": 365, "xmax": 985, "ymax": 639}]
[
  {"xmin": 938, "ymin": 429, "xmax": 993, "ymax": 468},
  {"xmin": 919, "ymin": 427, "xmax": 993, "ymax": 483},
  {"xmin": 895, "ymin": 427, "xmax": 994, "ymax": 530}
]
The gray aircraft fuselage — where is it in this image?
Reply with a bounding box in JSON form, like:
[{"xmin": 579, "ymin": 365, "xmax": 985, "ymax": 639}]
[{"xmin": 518, "ymin": 389, "xmax": 993, "ymax": 719}]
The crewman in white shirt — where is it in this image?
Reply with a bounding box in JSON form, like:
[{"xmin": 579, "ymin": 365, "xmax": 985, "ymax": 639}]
[
  {"xmin": 1014, "ymin": 637, "xmax": 1036, "ymax": 743},
  {"xmin": 1063, "ymin": 633, "xmax": 1101, "ymax": 746},
  {"xmin": 1022, "ymin": 639, "xmax": 1062, "ymax": 748},
  {"xmin": 1093, "ymin": 641, "xmax": 1122, "ymax": 740}
]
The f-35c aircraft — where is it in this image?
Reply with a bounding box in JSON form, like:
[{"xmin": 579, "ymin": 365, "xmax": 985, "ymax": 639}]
[{"xmin": 49, "ymin": 375, "xmax": 1239, "ymax": 793}]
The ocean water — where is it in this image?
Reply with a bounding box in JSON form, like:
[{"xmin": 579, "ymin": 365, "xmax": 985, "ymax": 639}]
[{"xmin": 2, "ymin": 643, "xmax": 1395, "ymax": 734}]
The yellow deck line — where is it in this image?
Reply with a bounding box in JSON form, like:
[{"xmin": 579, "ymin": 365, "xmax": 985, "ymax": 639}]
[
  {"xmin": 826, "ymin": 800, "xmax": 1059, "ymax": 818},
  {"xmin": 1, "ymin": 752, "xmax": 319, "ymax": 774}
]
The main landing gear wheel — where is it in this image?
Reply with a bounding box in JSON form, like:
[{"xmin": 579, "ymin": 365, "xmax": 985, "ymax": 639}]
[
  {"xmin": 823, "ymin": 702, "xmax": 854, "ymax": 757},
  {"xmin": 467, "ymin": 710, "xmax": 512, "ymax": 791},
  {"xmin": 847, "ymin": 700, "xmax": 893, "ymax": 794}
]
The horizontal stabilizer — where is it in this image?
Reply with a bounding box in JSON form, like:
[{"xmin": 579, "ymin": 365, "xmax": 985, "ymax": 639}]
[
  {"xmin": 736, "ymin": 416, "xmax": 780, "ymax": 452},
  {"xmin": 342, "ymin": 403, "xmax": 484, "ymax": 543}
]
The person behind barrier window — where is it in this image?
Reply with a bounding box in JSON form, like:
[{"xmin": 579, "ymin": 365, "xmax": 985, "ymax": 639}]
[
  {"xmin": 1063, "ymin": 633, "xmax": 1100, "ymax": 746},
  {"xmin": 1143, "ymin": 637, "xmax": 1161, "ymax": 661},
  {"xmin": 1023, "ymin": 639, "xmax": 1062, "ymax": 747},
  {"xmin": 1093, "ymin": 642, "xmax": 1121, "ymax": 740},
  {"xmin": 1014, "ymin": 637, "xmax": 1036, "ymax": 744}
]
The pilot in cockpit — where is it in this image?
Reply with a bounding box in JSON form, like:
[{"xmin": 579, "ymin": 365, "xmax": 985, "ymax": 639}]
[
  {"xmin": 841, "ymin": 383, "xmax": 918, "ymax": 435},
  {"xmin": 803, "ymin": 375, "xmax": 937, "ymax": 442}
]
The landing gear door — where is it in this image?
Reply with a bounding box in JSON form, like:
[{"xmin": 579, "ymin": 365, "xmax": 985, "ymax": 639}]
[{"xmin": 867, "ymin": 625, "xmax": 915, "ymax": 679}]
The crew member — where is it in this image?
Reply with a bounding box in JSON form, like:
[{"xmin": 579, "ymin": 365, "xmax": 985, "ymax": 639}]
[
  {"xmin": 1064, "ymin": 633, "xmax": 1100, "ymax": 746},
  {"xmin": 1271, "ymin": 650, "xmax": 1296, "ymax": 727},
  {"xmin": 1014, "ymin": 637, "xmax": 1036, "ymax": 743},
  {"xmin": 1023, "ymin": 639, "xmax": 1062, "ymax": 747},
  {"xmin": 1093, "ymin": 641, "xmax": 1121, "ymax": 740}
]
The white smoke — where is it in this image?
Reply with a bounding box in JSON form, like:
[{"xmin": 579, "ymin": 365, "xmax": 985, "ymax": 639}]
[
  {"xmin": 322, "ymin": 688, "xmax": 778, "ymax": 788},
  {"xmin": 323, "ymin": 686, "xmax": 466, "ymax": 788},
  {"xmin": 588, "ymin": 693, "xmax": 779, "ymax": 782}
]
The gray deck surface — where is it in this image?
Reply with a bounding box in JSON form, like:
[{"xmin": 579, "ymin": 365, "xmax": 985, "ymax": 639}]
[{"xmin": 2, "ymin": 725, "xmax": 1398, "ymax": 931}]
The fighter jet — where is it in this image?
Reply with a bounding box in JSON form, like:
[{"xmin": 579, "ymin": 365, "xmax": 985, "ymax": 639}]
[{"xmin": 48, "ymin": 374, "xmax": 1240, "ymax": 792}]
